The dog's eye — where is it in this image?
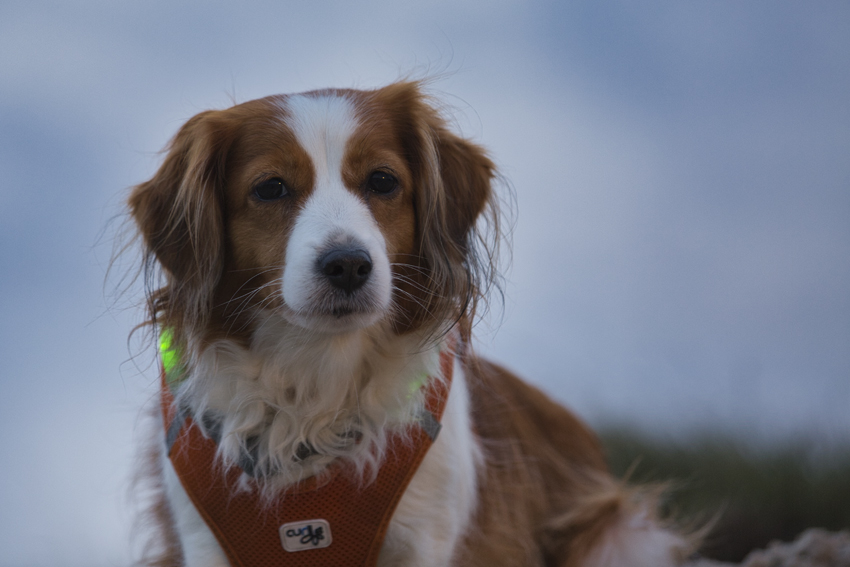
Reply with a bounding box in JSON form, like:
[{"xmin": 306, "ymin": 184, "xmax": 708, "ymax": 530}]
[
  {"xmin": 253, "ymin": 178, "xmax": 288, "ymax": 201},
  {"xmin": 367, "ymin": 171, "xmax": 399, "ymax": 195}
]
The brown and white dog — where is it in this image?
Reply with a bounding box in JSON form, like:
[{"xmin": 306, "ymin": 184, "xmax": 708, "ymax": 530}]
[{"xmin": 129, "ymin": 82, "xmax": 691, "ymax": 566}]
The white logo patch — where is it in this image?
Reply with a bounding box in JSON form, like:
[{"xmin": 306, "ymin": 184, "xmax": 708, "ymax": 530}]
[{"xmin": 279, "ymin": 519, "xmax": 332, "ymax": 552}]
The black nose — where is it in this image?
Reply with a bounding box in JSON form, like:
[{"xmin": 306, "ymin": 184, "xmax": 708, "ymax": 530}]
[{"xmin": 318, "ymin": 248, "xmax": 372, "ymax": 293}]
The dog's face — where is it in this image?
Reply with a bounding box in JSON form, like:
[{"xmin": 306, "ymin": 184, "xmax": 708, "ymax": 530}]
[
  {"xmin": 130, "ymin": 83, "xmax": 495, "ymax": 341},
  {"xmin": 223, "ymin": 93, "xmax": 416, "ymax": 333}
]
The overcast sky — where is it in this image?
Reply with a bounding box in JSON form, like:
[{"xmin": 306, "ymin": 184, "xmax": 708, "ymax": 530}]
[{"xmin": 1, "ymin": 1, "xmax": 848, "ymax": 565}]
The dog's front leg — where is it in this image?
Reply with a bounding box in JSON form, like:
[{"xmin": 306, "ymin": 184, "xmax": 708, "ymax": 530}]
[
  {"xmin": 162, "ymin": 457, "xmax": 231, "ymax": 567},
  {"xmin": 378, "ymin": 363, "xmax": 482, "ymax": 566}
]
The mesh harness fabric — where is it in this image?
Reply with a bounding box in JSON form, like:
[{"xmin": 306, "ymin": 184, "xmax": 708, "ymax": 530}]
[{"xmin": 160, "ymin": 339, "xmax": 455, "ymax": 567}]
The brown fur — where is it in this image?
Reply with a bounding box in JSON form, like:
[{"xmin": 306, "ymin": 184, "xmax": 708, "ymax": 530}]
[
  {"xmin": 128, "ymin": 82, "xmax": 688, "ymax": 566},
  {"xmin": 453, "ymin": 358, "xmax": 636, "ymax": 567}
]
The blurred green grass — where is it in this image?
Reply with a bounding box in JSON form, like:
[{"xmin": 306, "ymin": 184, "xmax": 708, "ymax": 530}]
[{"xmin": 599, "ymin": 429, "xmax": 850, "ymax": 562}]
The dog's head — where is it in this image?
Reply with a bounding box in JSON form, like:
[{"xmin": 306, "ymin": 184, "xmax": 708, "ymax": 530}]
[{"xmin": 130, "ymin": 82, "xmax": 498, "ymax": 344}]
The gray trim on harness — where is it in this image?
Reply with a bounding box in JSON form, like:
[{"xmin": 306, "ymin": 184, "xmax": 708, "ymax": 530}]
[
  {"xmin": 165, "ymin": 404, "xmax": 189, "ymax": 456},
  {"xmin": 417, "ymin": 408, "xmax": 442, "ymax": 442}
]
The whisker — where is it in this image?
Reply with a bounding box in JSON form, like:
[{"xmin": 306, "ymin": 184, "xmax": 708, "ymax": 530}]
[
  {"xmin": 391, "ymin": 275, "xmax": 442, "ymax": 298},
  {"xmin": 218, "ymin": 267, "xmax": 282, "ymax": 309},
  {"xmin": 390, "ymin": 262, "xmax": 443, "ymax": 287},
  {"xmin": 390, "ymin": 286, "xmax": 439, "ymax": 319},
  {"xmin": 227, "ymin": 286, "xmax": 283, "ymax": 334}
]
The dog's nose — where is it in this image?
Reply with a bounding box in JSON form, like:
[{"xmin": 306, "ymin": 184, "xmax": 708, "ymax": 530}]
[{"xmin": 318, "ymin": 248, "xmax": 373, "ymax": 293}]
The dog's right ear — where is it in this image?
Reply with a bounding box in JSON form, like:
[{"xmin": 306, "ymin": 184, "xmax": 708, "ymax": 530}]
[{"xmin": 129, "ymin": 110, "xmax": 233, "ymax": 326}]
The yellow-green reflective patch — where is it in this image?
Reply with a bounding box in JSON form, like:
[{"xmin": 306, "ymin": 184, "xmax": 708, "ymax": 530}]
[
  {"xmin": 159, "ymin": 328, "xmax": 185, "ymax": 387},
  {"xmin": 408, "ymin": 374, "xmax": 428, "ymax": 398}
]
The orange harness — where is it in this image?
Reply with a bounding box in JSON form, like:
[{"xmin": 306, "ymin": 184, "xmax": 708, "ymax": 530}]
[{"xmin": 161, "ymin": 346, "xmax": 454, "ymax": 567}]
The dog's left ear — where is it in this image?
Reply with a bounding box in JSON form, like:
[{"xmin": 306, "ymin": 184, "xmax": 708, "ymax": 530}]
[
  {"xmin": 431, "ymin": 129, "xmax": 496, "ymax": 340},
  {"xmin": 432, "ymin": 128, "xmax": 496, "ymax": 247}
]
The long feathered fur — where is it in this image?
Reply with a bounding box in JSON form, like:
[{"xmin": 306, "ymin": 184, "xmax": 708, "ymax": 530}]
[{"xmin": 126, "ymin": 82, "xmax": 695, "ymax": 567}]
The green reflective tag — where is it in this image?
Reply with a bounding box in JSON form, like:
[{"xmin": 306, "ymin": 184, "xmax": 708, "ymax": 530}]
[
  {"xmin": 408, "ymin": 373, "xmax": 429, "ymax": 397},
  {"xmin": 159, "ymin": 328, "xmax": 185, "ymax": 387}
]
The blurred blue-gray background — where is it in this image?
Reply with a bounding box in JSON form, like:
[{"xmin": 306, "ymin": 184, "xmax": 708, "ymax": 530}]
[{"xmin": 1, "ymin": 1, "xmax": 848, "ymax": 565}]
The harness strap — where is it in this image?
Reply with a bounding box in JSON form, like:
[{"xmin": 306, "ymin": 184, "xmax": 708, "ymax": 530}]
[{"xmin": 161, "ymin": 336, "xmax": 455, "ymax": 567}]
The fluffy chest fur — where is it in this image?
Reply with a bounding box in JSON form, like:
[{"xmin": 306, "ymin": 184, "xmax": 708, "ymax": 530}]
[{"xmin": 178, "ymin": 317, "xmax": 442, "ymax": 490}]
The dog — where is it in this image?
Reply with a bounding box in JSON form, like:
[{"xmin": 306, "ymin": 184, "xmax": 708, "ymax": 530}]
[{"xmin": 129, "ymin": 82, "xmax": 692, "ymax": 566}]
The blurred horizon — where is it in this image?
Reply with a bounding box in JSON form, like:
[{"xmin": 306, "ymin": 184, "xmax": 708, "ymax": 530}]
[{"xmin": 1, "ymin": 1, "xmax": 848, "ymax": 565}]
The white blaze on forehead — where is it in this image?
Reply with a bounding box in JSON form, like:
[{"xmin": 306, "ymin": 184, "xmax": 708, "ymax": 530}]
[
  {"xmin": 278, "ymin": 93, "xmax": 392, "ymax": 329},
  {"xmin": 283, "ymin": 93, "xmax": 359, "ymax": 188}
]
